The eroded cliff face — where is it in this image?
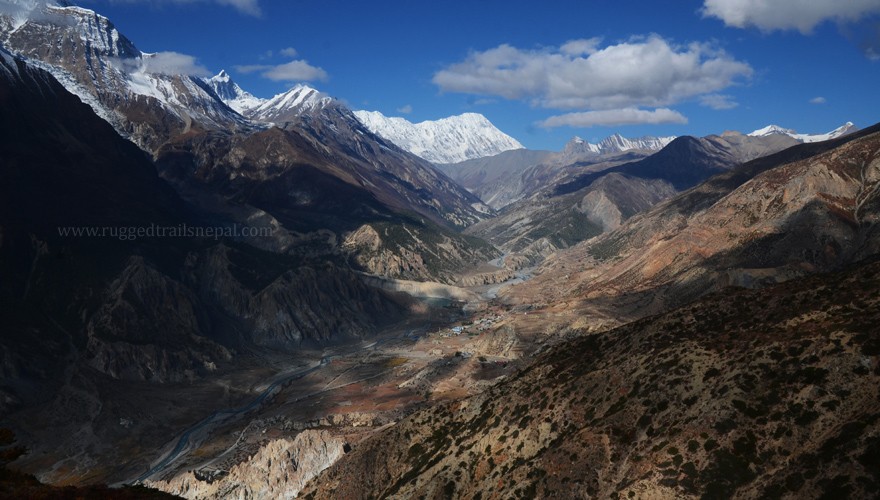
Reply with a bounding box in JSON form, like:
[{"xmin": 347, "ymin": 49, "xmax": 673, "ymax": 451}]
[{"xmin": 148, "ymin": 429, "xmax": 348, "ymax": 499}]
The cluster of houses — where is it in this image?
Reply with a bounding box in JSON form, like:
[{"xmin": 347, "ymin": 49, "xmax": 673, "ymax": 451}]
[{"xmin": 435, "ymin": 314, "xmax": 504, "ymax": 338}]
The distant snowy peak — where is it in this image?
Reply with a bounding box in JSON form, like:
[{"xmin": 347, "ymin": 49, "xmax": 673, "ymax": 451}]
[
  {"xmin": 247, "ymin": 84, "xmax": 334, "ymax": 123},
  {"xmin": 564, "ymin": 133, "xmax": 676, "ymax": 158},
  {"xmin": 748, "ymin": 122, "xmax": 857, "ymax": 143},
  {"xmin": 204, "ymin": 70, "xmax": 264, "ymax": 114},
  {"xmin": 204, "ymin": 69, "xmax": 335, "ymax": 123},
  {"xmin": 353, "ymin": 111, "xmax": 524, "ymax": 164}
]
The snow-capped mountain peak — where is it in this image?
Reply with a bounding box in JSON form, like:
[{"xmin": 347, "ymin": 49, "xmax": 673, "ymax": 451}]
[
  {"xmin": 0, "ymin": 2, "xmax": 249, "ymax": 151},
  {"xmin": 204, "ymin": 70, "xmax": 264, "ymax": 114},
  {"xmin": 352, "ymin": 110, "xmax": 524, "ymax": 164},
  {"xmin": 748, "ymin": 122, "xmax": 857, "ymax": 143},
  {"xmin": 562, "ymin": 133, "xmax": 676, "ymax": 160},
  {"xmin": 248, "ymin": 84, "xmax": 333, "ymax": 123}
]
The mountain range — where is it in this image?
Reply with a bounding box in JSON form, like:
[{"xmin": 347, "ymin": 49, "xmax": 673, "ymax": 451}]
[
  {"xmin": 0, "ymin": 1, "xmax": 878, "ymax": 499},
  {"xmin": 749, "ymin": 122, "xmax": 858, "ymax": 143}
]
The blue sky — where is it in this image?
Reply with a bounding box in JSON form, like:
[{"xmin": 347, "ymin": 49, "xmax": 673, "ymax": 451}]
[{"xmin": 80, "ymin": 0, "xmax": 880, "ymax": 150}]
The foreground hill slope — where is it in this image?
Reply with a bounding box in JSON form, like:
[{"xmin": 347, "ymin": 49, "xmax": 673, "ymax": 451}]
[{"xmin": 302, "ymin": 257, "xmax": 880, "ymax": 499}]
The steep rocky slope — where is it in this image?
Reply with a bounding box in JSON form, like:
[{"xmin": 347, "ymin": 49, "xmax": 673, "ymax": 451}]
[{"xmin": 301, "ymin": 257, "xmax": 880, "ymax": 499}]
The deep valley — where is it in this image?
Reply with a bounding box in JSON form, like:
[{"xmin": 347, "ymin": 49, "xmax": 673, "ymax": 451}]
[{"xmin": 1, "ymin": 1, "xmax": 879, "ymax": 499}]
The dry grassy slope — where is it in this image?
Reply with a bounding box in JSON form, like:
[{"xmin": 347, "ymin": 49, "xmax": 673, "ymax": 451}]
[{"xmin": 301, "ymin": 258, "xmax": 880, "ymax": 499}]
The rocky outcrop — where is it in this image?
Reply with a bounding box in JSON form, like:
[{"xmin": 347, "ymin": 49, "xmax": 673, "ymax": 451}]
[
  {"xmin": 149, "ymin": 429, "xmax": 348, "ymax": 499},
  {"xmin": 456, "ymin": 270, "xmax": 516, "ymax": 287},
  {"xmin": 342, "ymin": 223, "xmax": 499, "ymax": 285}
]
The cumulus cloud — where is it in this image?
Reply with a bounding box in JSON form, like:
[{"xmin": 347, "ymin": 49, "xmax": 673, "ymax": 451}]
[
  {"xmin": 279, "ymin": 47, "xmax": 298, "ymax": 58},
  {"xmin": 262, "ymin": 60, "xmax": 327, "ymax": 82},
  {"xmin": 433, "ymin": 35, "xmax": 753, "ymax": 111},
  {"xmin": 810, "ymin": 96, "xmax": 827, "ymax": 104},
  {"xmin": 234, "ymin": 53, "xmax": 328, "ymax": 82},
  {"xmin": 539, "ymin": 108, "xmax": 688, "ymax": 128},
  {"xmin": 559, "ymin": 37, "xmax": 602, "ymax": 56},
  {"xmin": 701, "ymin": 0, "xmax": 880, "ymax": 34},
  {"xmin": 233, "ymin": 64, "xmax": 270, "ymax": 74},
  {"xmin": 141, "ymin": 51, "xmax": 210, "ymax": 76},
  {"xmin": 699, "ymin": 93, "xmax": 738, "ymax": 109},
  {"xmin": 396, "ymin": 104, "xmax": 413, "ymax": 114},
  {"xmin": 112, "ymin": 51, "xmax": 210, "ymax": 76}
]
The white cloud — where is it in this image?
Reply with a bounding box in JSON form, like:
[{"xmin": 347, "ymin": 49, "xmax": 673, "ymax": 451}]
[
  {"xmin": 113, "ymin": 51, "xmax": 210, "ymax": 76},
  {"xmin": 141, "ymin": 51, "xmax": 210, "ymax": 76},
  {"xmin": 396, "ymin": 104, "xmax": 413, "ymax": 114},
  {"xmin": 262, "ymin": 60, "xmax": 327, "ymax": 82},
  {"xmin": 539, "ymin": 108, "xmax": 688, "ymax": 128},
  {"xmin": 699, "ymin": 93, "xmax": 738, "ymax": 109},
  {"xmin": 234, "ymin": 57, "xmax": 328, "ymax": 82},
  {"xmin": 279, "ymin": 47, "xmax": 298, "ymax": 58},
  {"xmin": 702, "ymin": 0, "xmax": 880, "ymax": 34},
  {"xmin": 233, "ymin": 64, "xmax": 270, "ymax": 74},
  {"xmin": 559, "ymin": 37, "xmax": 602, "ymax": 56},
  {"xmin": 433, "ymin": 35, "xmax": 753, "ymax": 111},
  {"xmin": 809, "ymin": 96, "xmax": 827, "ymax": 104}
]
